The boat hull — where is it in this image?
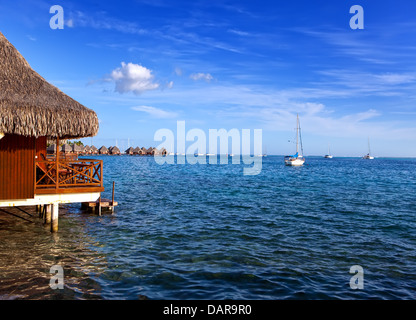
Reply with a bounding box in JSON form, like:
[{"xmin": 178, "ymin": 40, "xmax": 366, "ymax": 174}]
[{"xmin": 284, "ymin": 158, "xmax": 305, "ymax": 166}]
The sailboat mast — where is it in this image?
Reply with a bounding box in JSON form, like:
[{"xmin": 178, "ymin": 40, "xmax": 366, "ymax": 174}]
[
  {"xmin": 368, "ymin": 137, "xmax": 371, "ymax": 155},
  {"xmin": 296, "ymin": 114, "xmax": 299, "ymax": 154}
]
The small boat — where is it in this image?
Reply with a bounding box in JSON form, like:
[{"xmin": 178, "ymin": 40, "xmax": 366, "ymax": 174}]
[
  {"xmin": 362, "ymin": 137, "xmax": 374, "ymax": 159},
  {"xmin": 285, "ymin": 114, "xmax": 305, "ymax": 166},
  {"xmin": 324, "ymin": 143, "xmax": 333, "ymax": 158}
]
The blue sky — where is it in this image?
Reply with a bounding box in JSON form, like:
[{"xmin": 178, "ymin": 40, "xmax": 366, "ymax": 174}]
[{"xmin": 1, "ymin": 0, "xmax": 416, "ymax": 156}]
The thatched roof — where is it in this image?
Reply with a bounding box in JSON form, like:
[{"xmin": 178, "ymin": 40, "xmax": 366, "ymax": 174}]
[
  {"xmin": 99, "ymin": 146, "xmax": 108, "ymax": 153},
  {"xmin": 91, "ymin": 145, "xmax": 98, "ymax": 152},
  {"xmin": 0, "ymin": 31, "xmax": 99, "ymax": 139},
  {"xmin": 125, "ymin": 147, "xmax": 134, "ymax": 154},
  {"xmin": 110, "ymin": 146, "xmax": 120, "ymax": 154},
  {"xmin": 61, "ymin": 144, "xmax": 72, "ymax": 153},
  {"xmin": 72, "ymin": 144, "xmax": 83, "ymax": 152},
  {"xmin": 47, "ymin": 144, "xmax": 61, "ymax": 152}
]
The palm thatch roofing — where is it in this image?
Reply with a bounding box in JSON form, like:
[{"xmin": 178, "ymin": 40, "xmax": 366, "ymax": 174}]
[
  {"xmin": 72, "ymin": 144, "xmax": 83, "ymax": 153},
  {"xmin": 99, "ymin": 146, "xmax": 108, "ymax": 154},
  {"xmin": 90, "ymin": 145, "xmax": 98, "ymax": 153},
  {"xmin": 47, "ymin": 144, "xmax": 61, "ymax": 153},
  {"xmin": 125, "ymin": 147, "xmax": 134, "ymax": 154},
  {"xmin": 83, "ymin": 145, "xmax": 91, "ymax": 152},
  {"xmin": 0, "ymin": 31, "xmax": 99, "ymax": 139},
  {"xmin": 110, "ymin": 146, "xmax": 120, "ymax": 154},
  {"xmin": 61, "ymin": 144, "xmax": 72, "ymax": 153}
]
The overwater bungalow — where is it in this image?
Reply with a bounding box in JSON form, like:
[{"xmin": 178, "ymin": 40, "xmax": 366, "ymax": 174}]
[
  {"xmin": 83, "ymin": 145, "xmax": 92, "ymax": 154},
  {"xmin": 160, "ymin": 148, "xmax": 167, "ymax": 156},
  {"xmin": 99, "ymin": 146, "xmax": 108, "ymax": 154},
  {"xmin": 0, "ymin": 31, "xmax": 103, "ymax": 232},
  {"xmin": 61, "ymin": 143, "xmax": 72, "ymax": 153},
  {"xmin": 47, "ymin": 144, "xmax": 61, "ymax": 155},
  {"xmin": 110, "ymin": 146, "xmax": 121, "ymax": 155},
  {"xmin": 90, "ymin": 145, "xmax": 99, "ymax": 154},
  {"xmin": 125, "ymin": 147, "xmax": 134, "ymax": 155},
  {"xmin": 72, "ymin": 144, "xmax": 84, "ymax": 155},
  {"xmin": 141, "ymin": 147, "xmax": 148, "ymax": 155}
]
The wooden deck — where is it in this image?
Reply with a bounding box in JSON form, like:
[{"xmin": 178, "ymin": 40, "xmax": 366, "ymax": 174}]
[{"xmin": 81, "ymin": 198, "xmax": 118, "ymax": 215}]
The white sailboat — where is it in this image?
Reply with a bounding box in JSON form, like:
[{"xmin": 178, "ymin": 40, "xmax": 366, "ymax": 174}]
[
  {"xmin": 284, "ymin": 114, "xmax": 305, "ymax": 166},
  {"xmin": 324, "ymin": 143, "xmax": 333, "ymax": 159},
  {"xmin": 362, "ymin": 137, "xmax": 374, "ymax": 159}
]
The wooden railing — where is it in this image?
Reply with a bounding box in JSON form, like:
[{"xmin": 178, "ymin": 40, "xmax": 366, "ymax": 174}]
[{"xmin": 35, "ymin": 158, "xmax": 104, "ymax": 194}]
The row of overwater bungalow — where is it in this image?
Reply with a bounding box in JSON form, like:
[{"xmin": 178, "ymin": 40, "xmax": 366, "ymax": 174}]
[{"xmin": 46, "ymin": 144, "xmax": 168, "ymax": 156}]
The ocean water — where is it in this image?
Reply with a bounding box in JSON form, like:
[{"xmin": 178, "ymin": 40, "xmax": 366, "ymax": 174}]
[{"xmin": 0, "ymin": 155, "xmax": 415, "ymax": 300}]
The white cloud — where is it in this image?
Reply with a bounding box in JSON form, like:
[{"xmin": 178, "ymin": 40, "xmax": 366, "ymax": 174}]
[
  {"xmin": 131, "ymin": 105, "xmax": 178, "ymax": 118},
  {"xmin": 190, "ymin": 73, "xmax": 214, "ymax": 82},
  {"xmin": 110, "ymin": 62, "xmax": 159, "ymax": 95}
]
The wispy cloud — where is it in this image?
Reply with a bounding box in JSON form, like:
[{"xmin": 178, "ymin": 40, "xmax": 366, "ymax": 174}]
[
  {"xmin": 67, "ymin": 10, "xmax": 147, "ymax": 35},
  {"xmin": 190, "ymin": 73, "xmax": 214, "ymax": 82},
  {"xmin": 131, "ymin": 105, "xmax": 178, "ymax": 118}
]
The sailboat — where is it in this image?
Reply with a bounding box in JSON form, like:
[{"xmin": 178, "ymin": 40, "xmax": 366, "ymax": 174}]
[
  {"xmin": 362, "ymin": 137, "xmax": 374, "ymax": 159},
  {"xmin": 284, "ymin": 114, "xmax": 305, "ymax": 166},
  {"xmin": 324, "ymin": 143, "xmax": 333, "ymax": 159}
]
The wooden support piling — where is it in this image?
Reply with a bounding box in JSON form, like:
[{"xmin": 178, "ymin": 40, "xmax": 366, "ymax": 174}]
[
  {"xmin": 44, "ymin": 204, "xmax": 51, "ymax": 224},
  {"xmin": 51, "ymin": 203, "xmax": 59, "ymax": 232},
  {"xmin": 97, "ymin": 196, "xmax": 102, "ymax": 216}
]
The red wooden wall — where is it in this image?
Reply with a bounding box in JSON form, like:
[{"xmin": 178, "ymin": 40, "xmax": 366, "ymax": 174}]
[{"xmin": 0, "ymin": 134, "xmax": 36, "ymax": 200}]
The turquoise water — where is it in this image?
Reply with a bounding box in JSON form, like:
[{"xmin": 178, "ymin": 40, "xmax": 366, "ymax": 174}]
[{"xmin": 0, "ymin": 155, "xmax": 415, "ymax": 299}]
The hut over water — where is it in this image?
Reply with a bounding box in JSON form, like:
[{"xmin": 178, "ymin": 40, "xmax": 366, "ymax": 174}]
[
  {"xmin": 61, "ymin": 143, "xmax": 72, "ymax": 153},
  {"xmin": 0, "ymin": 31, "xmax": 104, "ymax": 232},
  {"xmin": 99, "ymin": 146, "xmax": 108, "ymax": 154},
  {"xmin": 125, "ymin": 147, "xmax": 134, "ymax": 155},
  {"xmin": 110, "ymin": 146, "xmax": 121, "ymax": 155}
]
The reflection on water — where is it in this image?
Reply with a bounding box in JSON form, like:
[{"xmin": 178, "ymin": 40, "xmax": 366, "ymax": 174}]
[{"xmin": 0, "ymin": 206, "xmax": 107, "ymax": 299}]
